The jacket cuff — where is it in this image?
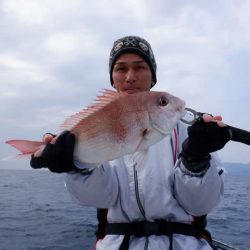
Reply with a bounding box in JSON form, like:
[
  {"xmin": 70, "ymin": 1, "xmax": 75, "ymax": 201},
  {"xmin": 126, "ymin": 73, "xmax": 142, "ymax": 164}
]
[{"xmin": 180, "ymin": 153, "xmax": 211, "ymax": 173}]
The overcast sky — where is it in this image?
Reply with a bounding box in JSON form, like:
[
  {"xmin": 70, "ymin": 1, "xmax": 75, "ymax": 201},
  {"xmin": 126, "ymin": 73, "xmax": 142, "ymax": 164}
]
[{"xmin": 1, "ymin": 0, "xmax": 250, "ymax": 170}]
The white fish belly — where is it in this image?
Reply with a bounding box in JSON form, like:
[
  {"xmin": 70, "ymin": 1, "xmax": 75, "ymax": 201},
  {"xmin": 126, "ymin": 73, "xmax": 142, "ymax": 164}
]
[{"xmin": 73, "ymin": 132, "xmax": 144, "ymax": 164}]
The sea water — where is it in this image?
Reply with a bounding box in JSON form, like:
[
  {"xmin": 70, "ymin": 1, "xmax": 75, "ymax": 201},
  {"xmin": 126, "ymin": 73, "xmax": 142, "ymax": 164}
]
[{"xmin": 0, "ymin": 169, "xmax": 249, "ymax": 250}]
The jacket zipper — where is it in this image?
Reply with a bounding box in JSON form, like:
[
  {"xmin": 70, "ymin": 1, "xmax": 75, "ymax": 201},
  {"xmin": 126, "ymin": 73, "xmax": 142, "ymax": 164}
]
[
  {"xmin": 133, "ymin": 163, "xmax": 148, "ymax": 250},
  {"xmin": 133, "ymin": 163, "xmax": 146, "ymax": 219}
]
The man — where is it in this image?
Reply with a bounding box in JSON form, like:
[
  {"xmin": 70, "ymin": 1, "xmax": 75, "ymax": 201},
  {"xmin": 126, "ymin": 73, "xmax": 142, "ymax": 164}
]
[{"xmin": 31, "ymin": 36, "xmax": 231, "ymax": 250}]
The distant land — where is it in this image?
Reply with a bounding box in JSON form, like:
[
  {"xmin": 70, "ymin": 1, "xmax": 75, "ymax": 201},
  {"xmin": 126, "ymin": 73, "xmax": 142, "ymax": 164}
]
[
  {"xmin": 223, "ymin": 162, "xmax": 250, "ymax": 175},
  {"xmin": 1, "ymin": 162, "xmax": 250, "ymax": 173}
]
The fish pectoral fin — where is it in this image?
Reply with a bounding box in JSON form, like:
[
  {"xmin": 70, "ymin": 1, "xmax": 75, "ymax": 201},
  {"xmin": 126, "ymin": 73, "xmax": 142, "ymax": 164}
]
[
  {"xmin": 134, "ymin": 130, "xmax": 150, "ymax": 153},
  {"xmin": 141, "ymin": 128, "xmax": 150, "ymax": 138}
]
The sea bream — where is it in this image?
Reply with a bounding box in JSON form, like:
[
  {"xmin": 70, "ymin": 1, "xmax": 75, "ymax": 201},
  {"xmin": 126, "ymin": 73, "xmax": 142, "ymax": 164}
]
[{"xmin": 5, "ymin": 89, "xmax": 186, "ymax": 164}]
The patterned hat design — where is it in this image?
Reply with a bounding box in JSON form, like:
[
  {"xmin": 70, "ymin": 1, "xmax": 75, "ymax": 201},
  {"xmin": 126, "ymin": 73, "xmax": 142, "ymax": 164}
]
[{"xmin": 109, "ymin": 36, "xmax": 157, "ymax": 87}]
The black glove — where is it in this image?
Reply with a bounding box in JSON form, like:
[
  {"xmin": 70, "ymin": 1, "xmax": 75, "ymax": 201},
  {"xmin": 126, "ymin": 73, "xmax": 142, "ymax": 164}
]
[
  {"xmin": 30, "ymin": 130, "xmax": 77, "ymax": 173},
  {"xmin": 181, "ymin": 117, "xmax": 231, "ymax": 172}
]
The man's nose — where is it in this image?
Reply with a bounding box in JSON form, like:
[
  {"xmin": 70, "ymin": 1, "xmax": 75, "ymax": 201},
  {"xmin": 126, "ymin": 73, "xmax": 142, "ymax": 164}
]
[{"xmin": 125, "ymin": 69, "xmax": 136, "ymax": 83}]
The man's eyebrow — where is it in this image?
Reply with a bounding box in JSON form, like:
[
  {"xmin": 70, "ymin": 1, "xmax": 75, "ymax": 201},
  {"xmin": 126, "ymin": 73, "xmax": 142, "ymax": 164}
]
[
  {"xmin": 133, "ymin": 60, "xmax": 146, "ymax": 64},
  {"xmin": 114, "ymin": 60, "xmax": 146, "ymax": 65},
  {"xmin": 114, "ymin": 61, "xmax": 126, "ymax": 65}
]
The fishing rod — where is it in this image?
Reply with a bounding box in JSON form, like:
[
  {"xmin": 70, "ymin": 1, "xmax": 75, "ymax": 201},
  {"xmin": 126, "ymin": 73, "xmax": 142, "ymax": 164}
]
[{"xmin": 181, "ymin": 108, "xmax": 250, "ymax": 146}]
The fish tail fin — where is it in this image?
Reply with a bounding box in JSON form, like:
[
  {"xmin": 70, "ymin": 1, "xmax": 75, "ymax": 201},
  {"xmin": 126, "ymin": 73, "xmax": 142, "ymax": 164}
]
[{"xmin": 5, "ymin": 139, "xmax": 44, "ymax": 156}]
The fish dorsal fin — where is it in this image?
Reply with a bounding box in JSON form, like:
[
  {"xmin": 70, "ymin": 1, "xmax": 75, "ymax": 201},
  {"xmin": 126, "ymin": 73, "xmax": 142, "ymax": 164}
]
[{"xmin": 59, "ymin": 89, "xmax": 121, "ymax": 131}]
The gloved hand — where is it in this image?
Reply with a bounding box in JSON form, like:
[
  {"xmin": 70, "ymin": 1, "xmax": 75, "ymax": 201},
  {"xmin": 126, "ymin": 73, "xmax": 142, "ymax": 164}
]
[
  {"xmin": 30, "ymin": 131, "xmax": 77, "ymax": 173},
  {"xmin": 181, "ymin": 114, "xmax": 232, "ymax": 172}
]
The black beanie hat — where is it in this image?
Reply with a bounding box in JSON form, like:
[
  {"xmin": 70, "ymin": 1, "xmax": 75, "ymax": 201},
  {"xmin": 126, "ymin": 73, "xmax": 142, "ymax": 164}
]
[{"xmin": 109, "ymin": 36, "xmax": 157, "ymax": 87}]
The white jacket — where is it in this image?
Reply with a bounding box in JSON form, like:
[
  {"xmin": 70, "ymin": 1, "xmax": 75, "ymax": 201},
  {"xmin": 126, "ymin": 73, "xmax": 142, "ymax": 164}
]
[{"xmin": 65, "ymin": 122, "xmax": 224, "ymax": 250}]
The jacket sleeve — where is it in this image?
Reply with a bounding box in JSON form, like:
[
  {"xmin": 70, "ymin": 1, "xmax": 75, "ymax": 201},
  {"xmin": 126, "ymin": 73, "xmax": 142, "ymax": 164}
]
[
  {"xmin": 65, "ymin": 162, "xmax": 120, "ymax": 208},
  {"xmin": 173, "ymin": 155, "xmax": 224, "ymax": 216},
  {"xmin": 173, "ymin": 122, "xmax": 225, "ymax": 216}
]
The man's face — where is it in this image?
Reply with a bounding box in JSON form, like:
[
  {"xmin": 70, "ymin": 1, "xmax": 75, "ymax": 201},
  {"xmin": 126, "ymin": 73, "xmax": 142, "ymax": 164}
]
[{"xmin": 112, "ymin": 53, "xmax": 153, "ymax": 94}]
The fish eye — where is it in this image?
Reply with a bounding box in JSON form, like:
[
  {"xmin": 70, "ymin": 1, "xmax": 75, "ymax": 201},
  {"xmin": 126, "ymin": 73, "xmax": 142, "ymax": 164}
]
[{"xmin": 158, "ymin": 96, "xmax": 168, "ymax": 106}]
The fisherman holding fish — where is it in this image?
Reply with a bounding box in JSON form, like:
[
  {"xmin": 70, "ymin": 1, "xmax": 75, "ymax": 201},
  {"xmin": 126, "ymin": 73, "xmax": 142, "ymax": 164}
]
[{"xmin": 29, "ymin": 36, "xmax": 232, "ymax": 250}]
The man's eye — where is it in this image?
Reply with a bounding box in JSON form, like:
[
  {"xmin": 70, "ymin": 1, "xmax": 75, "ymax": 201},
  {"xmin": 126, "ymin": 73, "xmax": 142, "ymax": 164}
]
[
  {"xmin": 136, "ymin": 65, "xmax": 145, "ymax": 70},
  {"xmin": 115, "ymin": 67, "xmax": 125, "ymax": 72}
]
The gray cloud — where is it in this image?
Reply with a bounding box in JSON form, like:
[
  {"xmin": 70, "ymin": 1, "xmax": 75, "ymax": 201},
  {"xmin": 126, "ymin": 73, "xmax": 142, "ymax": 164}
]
[{"xmin": 1, "ymin": 0, "xmax": 250, "ymax": 169}]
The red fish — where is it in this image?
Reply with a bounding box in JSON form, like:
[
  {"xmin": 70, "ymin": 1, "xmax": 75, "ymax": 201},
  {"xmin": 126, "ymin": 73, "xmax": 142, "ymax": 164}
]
[{"xmin": 6, "ymin": 89, "xmax": 186, "ymax": 164}]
